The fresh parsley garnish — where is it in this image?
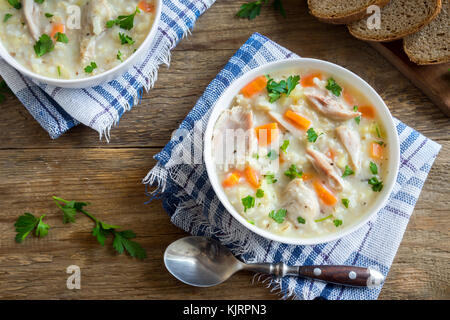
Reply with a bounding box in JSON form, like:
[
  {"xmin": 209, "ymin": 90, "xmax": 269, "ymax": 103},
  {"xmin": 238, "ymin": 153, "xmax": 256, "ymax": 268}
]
[
  {"xmin": 34, "ymin": 34, "xmax": 54, "ymax": 57},
  {"xmin": 57, "ymin": 66, "xmax": 61, "ymax": 77},
  {"xmin": 342, "ymin": 165, "xmax": 354, "ymax": 178},
  {"xmin": 267, "ymin": 149, "xmax": 278, "ymax": 160},
  {"xmin": 264, "ymin": 173, "xmax": 277, "ymax": 184},
  {"xmin": 119, "ymin": 32, "xmax": 135, "ymax": 45},
  {"xmin": 333, "ymin": 219, "xmax": 343, "ymax": 227},
  {"xmin": 53, "ymin": 197, "xmax": 147, "ymax": 259},
  {"xmin": 375, "ymin": 125, "xmax": 382, "ymax": 138},
  {"xmin": 34, "ymin": 0, "xmax": 44, "ymax": 3},
  {"xmin": 106, "ymin": 7, "xmax": 140, "ymax": 30},
  {"xmin": 84, "ymin": 62, "xmax": 97, "ymax": 73},
  {"xmin": 369, "ymin": 161, "xmax": 378, "ymax": 175},
  {"xmin": 306, "ymin": 127, "xmax": 319, "ymax": 142},
  {"xmin": 280, "ymin": 139, "xmax": 289, "ymax": 153},
  {"xmin": 247, "ymin": 220, "xmax": 255, "ymax": 225},
  {"xmin": 54, "ymin": 32, "xmax": 68, "ymax": 43},
  {"xmin": 284, "ymin": 164, "xmax": 302, "ymax": 180},
  {"xmin": 368, "ymin": 177, "xmax": 383, "ymax": 192},
  {"xmin": 297, "ymin": 216, "xmax": 306, "ymax": 224},
  {"xmin": 342, "ymin": 198, "xmax": 349, "ymax": 208},
  {"xmin": 269, "ymin": 208, "xmax": 287, "ymax": 223},
  {"xmin": 7, "ymin": 0, "xmax": 21, "ymax": 10},
  {"xmin": 14, "ymin": 213, "xmax": 50, "ymax": 243},
  {"xmin": 354, "ymin": 106, "xmax": 361, "ymax": 124},
  {"xmin": 266, "ymin": 75, "xmax": 300, "ymax": 102},
  {"xmin": 242, "ymin": 195, "xmax": 255, "ymax": 212},
  {"xmin": 256, "ymin": 189, "xmax": 265, "ymax": 198},
  {"xmin": 325, "ymin": 78, "xmax": 342, "ymax": 96},
  {"xmin": 315, "ymin": 214, "xmax": 333, "ymax": 223},
  {"xmin": 45, "ymin": 13, "xmax": 54, "ymax": 18},
  {"xmin": 117, "ymin": 50, "xmax": 124, "ymax": 62},
  {"xmin": 236, "ymin": 0, "xmax": 285, "ymax": 19},
  {"xmin": 3, "ymin": 13, "xmax": 12, "ymax": 22}
]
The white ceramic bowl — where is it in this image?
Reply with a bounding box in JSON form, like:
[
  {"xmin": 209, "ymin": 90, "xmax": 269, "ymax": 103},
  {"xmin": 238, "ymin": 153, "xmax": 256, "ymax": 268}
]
[
  {"xmin": 0, "ymin": 0, "xmax": 162, "ymax": 88},
  {"xmin": 204, "ymin": 58, "xmax": 400, "ymax": 246}
]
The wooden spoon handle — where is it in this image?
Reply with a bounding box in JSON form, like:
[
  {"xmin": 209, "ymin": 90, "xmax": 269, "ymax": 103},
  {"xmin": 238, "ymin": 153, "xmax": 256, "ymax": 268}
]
[{"xmin": 298, "ymin": 265, "xmax": 384, "ymax": 288}]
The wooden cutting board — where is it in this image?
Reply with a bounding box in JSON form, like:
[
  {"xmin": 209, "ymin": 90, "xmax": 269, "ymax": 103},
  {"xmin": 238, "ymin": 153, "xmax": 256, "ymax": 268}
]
[{"xmin": 369, "ymin": 41, "xmax": 450, "ymax": 117}]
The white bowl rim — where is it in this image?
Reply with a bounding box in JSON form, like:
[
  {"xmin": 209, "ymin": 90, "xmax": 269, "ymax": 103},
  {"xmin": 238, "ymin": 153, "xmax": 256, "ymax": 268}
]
[
  {"xmin": 0, "ymin": 0, "xmax": 162, "ymax": 86},
  {"xmin": 204, "ymin": 57, "xmax": 400, "ymax": 246}
]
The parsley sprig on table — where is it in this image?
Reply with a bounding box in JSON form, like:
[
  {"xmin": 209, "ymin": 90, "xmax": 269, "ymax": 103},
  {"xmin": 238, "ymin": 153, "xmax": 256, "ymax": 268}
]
[
  {"xmin": 14, "ymin": 213, "xmax": 50, "ymax": 243},
  {"xmin": 52, "ymin": 196, "xmax": 147, "ymax": 259},
  {"xmin": 237, "ymin": 0, "xmax": 285, "ymax": 20}
]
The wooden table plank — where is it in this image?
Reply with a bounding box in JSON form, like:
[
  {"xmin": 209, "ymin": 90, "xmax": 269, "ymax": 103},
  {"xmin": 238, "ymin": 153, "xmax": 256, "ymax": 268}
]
[{"xmin": 0, "ymin": 0, "xmax": 448, "ymax": 299}]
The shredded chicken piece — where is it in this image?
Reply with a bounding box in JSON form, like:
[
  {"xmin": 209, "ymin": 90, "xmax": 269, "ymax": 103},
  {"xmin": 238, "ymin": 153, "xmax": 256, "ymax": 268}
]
[
  {"xmin": 336, "ymin": 126, "xmax": 361, "ymax": 171},
  {"xmin": 304, "ymin": 88, "xmax": 361, "ymax": 121},
  {"xmin": 306, "ymin": 148, "xmax": 344, "ymax": 191},
  {"xmin": 23, "ymin": 0, "xmax": 41, "ymax": 41},
  {"xmin": 282, "ymin": 179, "xmax": 320, "ymax": 227}
]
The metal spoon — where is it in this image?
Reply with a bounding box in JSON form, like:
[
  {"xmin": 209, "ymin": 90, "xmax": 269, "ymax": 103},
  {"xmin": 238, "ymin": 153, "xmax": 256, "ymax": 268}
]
[{"xmin": 164, "ymin": 236, "xmax": 384, "ymax": 288}]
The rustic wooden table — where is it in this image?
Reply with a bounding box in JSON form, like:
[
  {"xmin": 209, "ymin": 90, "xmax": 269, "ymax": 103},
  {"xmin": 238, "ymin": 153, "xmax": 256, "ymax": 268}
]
[{"xmin": 0, "ymin": 1, "xmax": 449, "ymax": 300}]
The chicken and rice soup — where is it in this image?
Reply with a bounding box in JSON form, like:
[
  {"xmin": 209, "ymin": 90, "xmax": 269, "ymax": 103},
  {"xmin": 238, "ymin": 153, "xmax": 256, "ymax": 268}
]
[
  {"xmin": 0, "ymin": 0, "xmax": 156, "ymax": 79},
  {"xmin": 212, "ymin": 69, "xmax": 389, "ymax": 238}
]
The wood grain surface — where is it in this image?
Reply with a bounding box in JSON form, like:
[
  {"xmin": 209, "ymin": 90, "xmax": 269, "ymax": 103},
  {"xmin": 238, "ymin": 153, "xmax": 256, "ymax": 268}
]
[{"xmin": 0, "ymin": 0, "xmax": 449, "ymax": 300}]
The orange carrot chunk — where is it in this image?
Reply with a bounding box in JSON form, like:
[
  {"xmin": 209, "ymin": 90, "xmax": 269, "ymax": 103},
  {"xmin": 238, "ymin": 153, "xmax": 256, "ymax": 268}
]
[
  {"xmin": 223, "ymin": 170, "xmax": 241, "ymax": 188},
  {"xmin": 359, "ymin": 106, "xmax": 376, "ymax": 119},
  {"xmin": 244, "ymin": 166, "xmax": 260, "ymax": 189},
  {"xmin": 343, "ymin": 90, "xmax": 356, "ymax": 106},
  {"xmin": 370, "ymin": 142, "xmax": 383, "ymax": 160},
  {"xmin": 255, "ymin": 123, "xmax": 279, "ymax": 146},
  {"xmin": 138, "ymin": 1, "xmax": 155, "ymax": 12},
  {"xmin": 313, "ymin": 180, "xmax": 337, "ymax": 206},
  {"xmin": 240, "ymin": 76, "xmax": 268, "ymax": 98},
  {"xmin": 302, "ymin": 172, "xmax": 315, "ymax": 181},
  {"xmin": 284, "ymin": 110, "xmax": 311, "ymax": 130},
  {"xmin": 301, "ymin": 72, "xmax": 322, "ymax": 87},
  {"xmin": 50, "ymin": 23, "xmax": 65, "ymax": 40}
]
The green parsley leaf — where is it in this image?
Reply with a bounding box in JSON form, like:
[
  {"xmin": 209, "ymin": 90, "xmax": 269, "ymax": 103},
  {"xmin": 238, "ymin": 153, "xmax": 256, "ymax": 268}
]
[
  {"xmin": 375, "ymin": 125, "xmax": 382, "ymax": 138},
  {"xmin": 280, "ymin": 139, "xmax": 289, "ymax": 153},
  {"xmin": 117, "ymin": 50, "xmax": 123, "ymax": 62},
  {"xmin": 14, "ymin": 213, "xmax": 49, "ymax": 243},
  {"xmin": 368, "ymin": 177, "xmax": 383, "ymax": 192},
  {"xmin": 267, "ymin": 149, "xmax": 278, "ymax": 160},
  {"xmin": 3, "ymin": 13, "xmax": 12, "ymax": 22},
  {"xmin": 119, "ymin": 32, "xmax": 135, "ymax": 45},
  {"xmin": 247, "ymin": 220, "xmax": 255, "ymax": 225},
  {"xmin": 34, "ymin": 0, "xmax": 45, "ymax": 4},
  {"xmin": 272, "ymin": 0, "xmax": 286, "ymax": 17},
  {"xmin": 333, "ymin": 219, "xmax": 343, "ymax": 227},
  {"xmin": 45, "ymin": 13, "xmax": 54, "ymax": 18},
  {"xmin": 369, "ymin": 161, "xmax": 378, "ymax": 175},
  {"xmin": 34, "ymin": 34, "xmax": 54, "ymax": 57},
  {"xmin": 306, "ymin": 127, "xmax": 319, "ymax": 143},
  {"xmin": 53, "ymin": 198, "xmax": 88, "ymax": 224},
  {"xmin": 342, "ymin": 165, "xmax": 354, "ymax": 178},
  {"xmin": 54, "ymin": 32, "xmax": 68, "ymax": 43},
  {"xmin": 342, "ymin": 198, "xmax": 349, "ymax": 208},
  {"xmin": 242, "ymin": 195, "xmax": 255, "ymax": 212},
  {"xmin": 106, "ymin": 7, "xmax": 140, "ymax": 30},
  {"xmin": 57, "ymin": 66, "xmax": 61, "ymax": 77},
  {"xmin": 84, "ymin": 61, "xmax": 97, "ymax": 73},
  {"xmin": 354, "ymin": 106, "xmax": 361, "ymax": 125},
  {"xmin": 7, "ymin": 0, "xmax": 21, "ymax": 10},
  {"xmin": 112, "ymin": 230, "xmax": 147, "ymax": 260},
  {"xmin": 325, "ymin": 78, "xmax": 342, "ymax": 96},
  {"xmin": 264, "ymin": 173, "xmax": 277, "ymax": 184},
  {"xmin": 269, "ymin": 208, "xmax": 287, "ymax": 224},
  {"xmin": 284, "ymin": 164, "xmax": 302, "ymax": 180},
  {"xmin": 236, "ymin": 1, "xmax": 265, "ymax": 20},
  {"xmin": 266, "ymin": 75, "xmax": 300, "ymax": 102},
  {"xmin": 297, "ymin": 216, "xmax": 306, "ymax": 224},
  {"xmin": 256, "ymin": 189, "xmax": 265, "ymax": 198}
]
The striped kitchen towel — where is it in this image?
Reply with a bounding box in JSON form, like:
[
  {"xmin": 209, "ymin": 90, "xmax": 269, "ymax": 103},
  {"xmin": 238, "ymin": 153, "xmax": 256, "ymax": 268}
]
[
  {"xmin": 0, "ymin": 0, "xmax": 215, "ymax": 139},
  {"xmin": 143, "ymin": 33, "xmax": 441, "ymax": 300}
]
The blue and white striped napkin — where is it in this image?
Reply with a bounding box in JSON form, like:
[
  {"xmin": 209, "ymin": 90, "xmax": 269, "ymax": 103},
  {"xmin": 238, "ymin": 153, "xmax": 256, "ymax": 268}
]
[
  {"xmin": 0, "ymin": 0, "xmax": 215, "ymax": 139},
  {"xmin": 143, "ymin": 33, "xmax": 441, "ymax": 300}
]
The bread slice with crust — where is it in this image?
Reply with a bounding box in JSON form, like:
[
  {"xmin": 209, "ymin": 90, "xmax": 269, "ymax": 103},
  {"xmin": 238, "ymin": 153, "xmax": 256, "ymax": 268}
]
[
  {"xmin": 308, "ymin": 0, "xmax": 390, "ymax": 24},
  {"xmin": 404, "ymin": 0, "xmax": 450, "ymax": 64},
  {"xmin": 348, "ymin": 0, "xmax": 442, "ymax": 42}
]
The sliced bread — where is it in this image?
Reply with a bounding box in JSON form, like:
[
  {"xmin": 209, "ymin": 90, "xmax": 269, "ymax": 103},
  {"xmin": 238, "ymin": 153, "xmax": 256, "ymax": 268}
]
[
  {"xmin": 308, "ymin": 0, "xmax": 390, "ymax": 24},
  {"xmin": 404, "ymin": 0, "xmax": 450, "ymax": 64},
  {"xmin": 348, "ymin": 0, "xmax": 442, "ymax": 41}
]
